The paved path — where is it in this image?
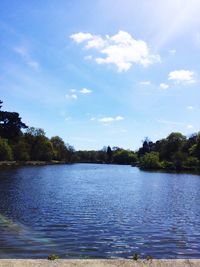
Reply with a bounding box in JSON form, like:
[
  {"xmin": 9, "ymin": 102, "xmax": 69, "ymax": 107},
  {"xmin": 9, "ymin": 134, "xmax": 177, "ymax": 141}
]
[{"xmin": 0, "ymin": 260, "xmax": 200, "ymax": 267}]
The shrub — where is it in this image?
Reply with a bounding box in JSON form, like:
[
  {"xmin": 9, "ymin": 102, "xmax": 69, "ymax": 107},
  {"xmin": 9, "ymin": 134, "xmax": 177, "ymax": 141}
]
[
  {"xmin": 132, "ymin": 253, "xmax": 139, "ymax": 261},
  {"xmin": 140, "ymin": 152, "xmax": 162, "ymax": 169},
  {"xmin": 47, "ymin": 254, "xmax": 59, "ymax": 260},
  {"xmin": 0, "ymin": 138, "xmax": 13, "ymax": 161}
]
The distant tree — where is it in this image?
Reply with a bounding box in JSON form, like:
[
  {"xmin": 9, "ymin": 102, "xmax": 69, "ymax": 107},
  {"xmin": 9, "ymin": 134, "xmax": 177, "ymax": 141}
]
[
  {"xmin": 189, "ymin": 133, "xmax": 200, "ymax": 160},
  {"xmin": 186, "ymin": 156, "xmax": 199, "ymax": 169},
  {"xmin": 0, "ymin": 138, "xmax": 13, "ymax": 161},
  {"xmin": 140, "ymin": 152, "xmax": 162, "ymax": 169},
  {"xmin": 106, "ymin": 146, "xmax": 112, "ymax": 163},
  {"xmin": 50, "ymin": 136, "xmax": 67, "ymax": 161},
  {"xmin": 13, "ymin": 140, "xmax": 30, "ymax": 161},
  {"xmin": 172, "ymin": 151, "xmax": 187, "ymax": 170},
  {"xmin": 0, "ymin": 111, "xmax": 28, "ymax": 140},
  {"xmin": 161, "ymin": 132, "xmax": 186, "ymax": 161},
  {"xmin": 113, "ymin": 149, "xmax": 137, "ymax": 165},
  {"xmin": 138, "ymin": 137, "xmax": 152, "ymax": 157},
  {"xmin": 0, "ymin": 101, "xmax": 28, "ymax": 140},
  {"xmin": 24, "ymin": 127, "xmax": 53, "ymax": 161},
  {"xmin": 65, "ymin": 144, "xmax": 75, "ymax": 162}
]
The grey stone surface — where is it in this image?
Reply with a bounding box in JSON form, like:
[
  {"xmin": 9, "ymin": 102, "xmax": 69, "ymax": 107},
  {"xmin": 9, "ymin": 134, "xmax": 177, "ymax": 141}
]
[{"xmin": 0, "ymin": 260, "xmax": 200, "ymax": 267}]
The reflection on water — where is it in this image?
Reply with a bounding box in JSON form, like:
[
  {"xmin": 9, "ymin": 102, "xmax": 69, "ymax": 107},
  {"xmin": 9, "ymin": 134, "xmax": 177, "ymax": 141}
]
[{"xmin": 0, "ymin": 164, "xmax": 200, "ymax": 259}]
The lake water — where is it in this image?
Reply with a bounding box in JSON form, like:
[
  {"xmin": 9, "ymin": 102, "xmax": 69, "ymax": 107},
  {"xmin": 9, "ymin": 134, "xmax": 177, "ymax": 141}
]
[{"xmin": 0, "ymin": 164, "xmax": 200, "ymax": 259}]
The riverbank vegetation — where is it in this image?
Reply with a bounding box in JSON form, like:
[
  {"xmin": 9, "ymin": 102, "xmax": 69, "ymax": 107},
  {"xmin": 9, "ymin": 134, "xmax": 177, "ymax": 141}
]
[{"xmin": 0, "ymin": 100, "xmax": 200, "ymax": 171}]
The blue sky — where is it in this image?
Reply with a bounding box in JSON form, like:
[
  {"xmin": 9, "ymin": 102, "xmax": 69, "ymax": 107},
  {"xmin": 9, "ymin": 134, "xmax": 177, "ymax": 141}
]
[{"xmin": 0, "ymin": 0, "xmax": 200, "ymax": 150}]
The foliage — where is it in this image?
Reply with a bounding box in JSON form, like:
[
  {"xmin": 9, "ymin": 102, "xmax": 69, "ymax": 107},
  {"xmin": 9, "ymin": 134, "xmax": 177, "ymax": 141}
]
[
  {"xmin": 0, "ymin": 99, "xmax": 200, "ymax": 171},
  {"xmin": 140, "ymin": 152, "xmax": 162, "ymax": 169},
  {"xmin": 113, "ymin": 149, "xmax": 137, "ymax": 165},
  {"xmin": 0, "ymin": 138, "xmax": 13, "ymax": 161},
  {"xmin": 50, "ymin": 136, "xmax": 67, "ymax": 161},
  {"xmin": 137, "ymin": 132, "xmax": 200, "ymax": 171},
  {"xmin": 106, "ymin": 146, "xmax": 112, "ymax": 163},
  {"xmin": 13, "ymin": 140, "xmax": 30, "ymax": 161},
  {"xmin": 0, "ymin": 105, "xmax": 27, "ymax": 140},
  {"xmin": 47, "ymin": 254, "xmax": 59, "ymax": 260},
  {"xmin": 132, "ymin": 253, "xmax": 139, "ymax": 261}
]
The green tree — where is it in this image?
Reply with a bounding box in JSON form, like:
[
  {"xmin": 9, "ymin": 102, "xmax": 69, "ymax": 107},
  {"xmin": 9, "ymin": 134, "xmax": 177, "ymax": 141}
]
[
  {"xmin": 24, "ymin": 127, "xmax": 53, "ymax": 161},
  {"xmin": 0, "ymin": 101, "xmax": 27, "ymax": 141},
  {"xmin": 113, "ymin": 149, "xmax": 137, "ymax": 165},
  {"xmin": 50, "ymin": 136, "xmax": 68, "ymax": 161},
  {"xmin": 13, "ymin": 140, "xmax": 30, "ymax": 161},
  {"xmin": 0, "ymin": 138, "xmax": 13, "ymax": 161},
  {"xmin": 140, "ymin": 152, "xmax": 162, "ymax": 169},
  {"xmin": 106, "ymin": 146, "xmax": 112, "ymax": 163}
]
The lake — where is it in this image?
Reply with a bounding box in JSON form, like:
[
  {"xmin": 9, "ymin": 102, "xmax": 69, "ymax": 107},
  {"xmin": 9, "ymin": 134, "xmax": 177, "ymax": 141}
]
[{"xmin": 0, "ymin": 163, "xmax": 200, "ymax": 259}]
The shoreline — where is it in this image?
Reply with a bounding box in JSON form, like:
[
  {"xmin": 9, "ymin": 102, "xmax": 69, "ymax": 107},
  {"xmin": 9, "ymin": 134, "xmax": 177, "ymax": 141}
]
[
  {"xmin": 0, "ymin": 259, "xmax": 200, "ymax": 267},
  {"xmin": 0, "ymin": 161, "xmax": 200, "ymax": 175},
  {"xmin": 0, "ymin": 160, "xmax": 68, "ymax": 167}
]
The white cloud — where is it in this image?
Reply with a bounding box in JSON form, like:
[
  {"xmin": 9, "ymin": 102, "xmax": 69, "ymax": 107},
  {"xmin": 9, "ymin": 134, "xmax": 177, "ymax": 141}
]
[
  {"xmin": 70, "ymin": 31, "xmax": 160, "ymax": 72},
  {"xmin": 84, "ymin": 55, "xmax": 93, "ymax": 60},
  {"xmin": 13, "ymin": 46, "xmax": 39, "ymax": 71},
  {"xmin": 160, "ymin": 83, "xmax": 169, "ymax": 89},
  {"xmin": 65, "ymin": 93, "xmax": 77, "ymax": 100},
  {"xmin": 99, "ymin": 116, "xmax": 124, "ymax": 123},
  {"xmin": 71, "ymin": 94, "xmax": 77, "ymax": 99},
  {"xmin": 66, "ymin": 87, "xmax": 92, "ymax": 99},
  {"xmin": 80, "ymin": 88, "xmax": 92, "ymax": 94},
  {"xmin": 65, "ymin": 117, "xmax": 71, "ymax": 121},
  {"xmin": 187, "ymin": 106, "xmax": 194, "ymax": 110},
  {"xmin": 168, "ymin": 70, "xmax": 196, "ymax": 84},
  {"xmin": 169, "ymin": 49, "xmax": 176, "ymax": 54},
  {"xmin": 90, "ymin": 117, "xmax": 96, "ymax": 121},
  {"xmin": 70, "ymin": 32, "xmax": 93, "ymax": 43},
  {"xmin": 187, "ymin": 124, "xmax": 194, "ymax": 129},
  {"xmin": 140, "ymin": 81, "xmax": 151, "ymax": 85},
  {"xmin": 115, "ymin": 116, "xmax": 124, "ymax": 121}
]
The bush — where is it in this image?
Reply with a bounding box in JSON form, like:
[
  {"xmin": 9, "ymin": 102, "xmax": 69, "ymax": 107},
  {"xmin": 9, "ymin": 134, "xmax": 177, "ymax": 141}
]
[
  {"xmin": 162, "ymin": 160, "xmax": 175, "ymax": 170},
  {"xmin": 47, "ymin": 254, "xmax": 59, "ymax": 260},
  {"xmin": 140, "ymin": 152, "xmax": 162, "ymax": 169},
  {"xmin": 0, "ymin": 138, "xmax": 13, "ymax": 161},
  {"xmin": 185, "ymin": 156, "xmax": 199, "ymax": 169}
]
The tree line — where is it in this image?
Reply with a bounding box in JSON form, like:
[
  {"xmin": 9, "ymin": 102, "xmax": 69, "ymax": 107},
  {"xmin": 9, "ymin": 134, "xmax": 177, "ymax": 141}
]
[
  {"xmin": 0, "ymin": 100, "xmax": 200, "ymax": 171},
  {"xmin": 0, "ymin": 101, "xmax": 75, "ymax": 162},
  {"xmin": 137, "ymin": 133, "xmax": 200, "ymax": 171}
]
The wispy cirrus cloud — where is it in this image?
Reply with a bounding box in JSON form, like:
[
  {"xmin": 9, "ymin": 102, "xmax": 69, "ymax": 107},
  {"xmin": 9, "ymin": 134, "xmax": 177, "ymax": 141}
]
[
  {"xmin": 13, "ymin": 46, "xmax": 39, "ymax": 71},
  {"xmin": 70, "ymin": 31, "xmax": 160, "ymax": 72}
]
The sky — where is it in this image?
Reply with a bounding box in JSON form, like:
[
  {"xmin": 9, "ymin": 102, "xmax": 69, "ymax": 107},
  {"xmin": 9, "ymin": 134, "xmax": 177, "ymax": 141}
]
[{"xmin": 0, "ymin": 0, "xmax": 200, "ymax": 150}]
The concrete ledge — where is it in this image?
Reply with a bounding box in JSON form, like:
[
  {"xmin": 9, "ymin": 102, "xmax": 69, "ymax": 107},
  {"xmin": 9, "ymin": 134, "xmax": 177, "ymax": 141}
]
[{"xmin": 0, "ymin": 260, "xmax": 200, "ymax": 267}]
